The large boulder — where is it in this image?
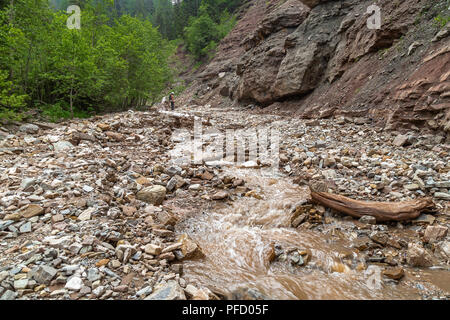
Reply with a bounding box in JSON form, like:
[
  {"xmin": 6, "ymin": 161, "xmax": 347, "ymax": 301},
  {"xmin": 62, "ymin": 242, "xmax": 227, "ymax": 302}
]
[
  {"xmin": 273, "ymin": 41, "xmax": 331, "ymax": 99},
  {"xmin": 236, "ymin": 0, "xmax": 311, "ymax": 105},
  {"xmin": 19, "ymin": 123, "xmax": 39, "ymax": 134},
  {"xmin": 236, "ymin": 0, "xmax": 342, "ymax": 105},
  {"xmin": 32, "ymin": 265, "xmax": 58, "ymax": 284},
  {"xmin": 53, "ymin": 141, "xmax": 74, "ymax": 152}
]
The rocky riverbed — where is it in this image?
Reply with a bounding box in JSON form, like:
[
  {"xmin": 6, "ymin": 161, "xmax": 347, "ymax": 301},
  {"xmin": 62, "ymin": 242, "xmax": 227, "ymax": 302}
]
[{"xmin": 0, "ymin": 104, "xmax": 449, "ymax": 300}]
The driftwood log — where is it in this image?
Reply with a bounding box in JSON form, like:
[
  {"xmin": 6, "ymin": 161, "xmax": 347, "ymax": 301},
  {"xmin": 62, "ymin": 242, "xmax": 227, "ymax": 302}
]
[{"xmin": 310, "ymin": 190, "xmax": 435, "ymax": 222}]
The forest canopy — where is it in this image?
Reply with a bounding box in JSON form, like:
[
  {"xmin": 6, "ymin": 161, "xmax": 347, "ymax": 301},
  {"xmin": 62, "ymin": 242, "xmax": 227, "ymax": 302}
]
[{"xmin": 0, "ymin": 0, "xmax": 243, "ymax": 122}]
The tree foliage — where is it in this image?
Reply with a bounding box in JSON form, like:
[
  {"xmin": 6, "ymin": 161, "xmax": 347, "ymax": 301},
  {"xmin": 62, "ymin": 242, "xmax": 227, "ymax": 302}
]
[
  {"xmin": 0, "ymin": 0, "xmax": 174, "ymax": 121},
  {"xmin": 52, "ymin": 0, "xmax": 242, "ymax": 59},
  {"xmin": 183, "ymin": 0, "xmax": 240, "ymax": 59}
]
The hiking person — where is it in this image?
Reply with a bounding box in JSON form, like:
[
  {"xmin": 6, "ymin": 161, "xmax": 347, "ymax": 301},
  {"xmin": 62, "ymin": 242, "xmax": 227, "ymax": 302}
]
[{"xmin": 169, "ymin": 92, "xmax": 175, "ymax": 111}]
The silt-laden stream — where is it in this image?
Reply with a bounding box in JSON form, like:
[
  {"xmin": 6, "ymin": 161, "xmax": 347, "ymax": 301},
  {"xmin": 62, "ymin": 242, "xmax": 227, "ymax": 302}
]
[{"xmin": 167, "ymin": 107, "xmax": 450, "ymax": 300}]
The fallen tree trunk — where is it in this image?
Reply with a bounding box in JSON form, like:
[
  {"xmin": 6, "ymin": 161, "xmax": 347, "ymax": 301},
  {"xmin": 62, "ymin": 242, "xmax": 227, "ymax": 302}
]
[{"xmin": 310, "ymin": 190, "xmax": 435, "ymax": 222}]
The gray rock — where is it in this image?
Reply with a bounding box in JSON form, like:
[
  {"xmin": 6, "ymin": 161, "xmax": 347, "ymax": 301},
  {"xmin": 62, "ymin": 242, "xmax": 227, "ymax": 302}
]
[
  {"xmin": 165, "ymin": 166, "xmax": 182, "ymax": 176},
  {"xmin": 404, "ymin": 183, "xmax": 420, "ymax": 191},
  {"xmin": 0, "ymin": 271, "xmax": 8, "ymax": 282},
  {"xmin": 7, "ymin": 225, "xmax": 18, "ymax": 233},
  {"xmin": 0, "ymin": 220, "xmax": 14, "ymax": 231},
  {"xmin": 79, "ymin": 286, "xmax": 91, "ymax": 296},
  {"xmin": 24, "ymin": 136, "xmax": 37, "ymax": 144},
  {"xmin": 93, "ymin": 285, "xmax": 106, "ymax": 297},
  {"xmin": 435, "ymin": 181, "xmax": 450, "ymax": 188},
  {"xmin": 19, "ymin": 123, "xmax": 39, "ymax": 134},
  {"xmin": 0, "ymin": 290, "xmax": 17, "ymax": 300},
  {"xmin": 390, "ymin": 191, "xmax": 403, "ymax": 198},
  {"xmin": 87, "ymin": 268, "xmax": 101, "ymax": 282},
  {"xmin": 166, "ymin": 177, "xmax": 177, "ymax": 192},
  {"xmin": 145, "ymin": 280, "xmax": 186, "ymax": 300},
  {"xmin": 20, "ymin": 178, "xmax": 36, "ymax": 190},
  {"xmin": 9, "ymin": 267, "xmax": 22, "ymax": 276},
  {"xmin": 82, "ymin": 185, "xmax": 94, "ymax": 193},
  {"xmin": 189, "ymin": 184, "xmax": 201, "ymax": 191},
  {"xmin": 414, "ymin": 214, "xmax": 435, "ymax": 225},
  {"xmin": 69, "ymin": 242, "xmax": 83, "ymax": 254},
  {"xmin": 102, "ymin": 267, "xmax": 120, "ymax": 279},
  {"xmin": 314, "ymin": 140, "xmax": 327, "ymax": 148},
  {"xmin": 33, "ymin": 265, "xmax": 58, "ymax": 284},
  {"xmin": 19, "ymin": 221, "xmax": 32, "ymax": 233},
  {"xmin": 13, "ymin": 279, "xmax": 29, "ymax": 290},
  {"xmin": 393, "ymin": 134, "xmax": 408, "ymax": 147},
  {"xmin": 25, "ymin": 254, "xmax": 43, "ymax": 266},
  {"xmin": 61, "ymin": 265, "xmax": 79, "ymax": 275}
]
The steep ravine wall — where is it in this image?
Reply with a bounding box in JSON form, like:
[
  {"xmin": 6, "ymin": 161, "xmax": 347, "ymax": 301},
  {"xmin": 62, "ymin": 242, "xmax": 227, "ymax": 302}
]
[{"xmin": 183, "ymin": 0, "xmax": 450, "ymax": 137}]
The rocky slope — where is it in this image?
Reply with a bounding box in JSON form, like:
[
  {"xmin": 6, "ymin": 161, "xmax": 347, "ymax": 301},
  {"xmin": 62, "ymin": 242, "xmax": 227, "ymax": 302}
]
[
  {"xmin": 0, "ymin": 106, "xmax": 448, "ymax": 300},
  {"xmin": 183, "ymin": 0, "xmax": 450, "ymax": 136}
]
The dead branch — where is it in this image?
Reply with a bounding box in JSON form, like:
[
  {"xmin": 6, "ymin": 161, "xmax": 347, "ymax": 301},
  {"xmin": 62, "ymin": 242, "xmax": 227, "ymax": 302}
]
[{"xmin": 310, "ymin": 189, "xmax": 435, "ymax": 222}]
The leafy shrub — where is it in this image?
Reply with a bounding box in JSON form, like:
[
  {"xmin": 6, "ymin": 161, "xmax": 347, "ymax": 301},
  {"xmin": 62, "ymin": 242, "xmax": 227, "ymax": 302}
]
[
  {"xmin": 434, "ymin": 14, "xmax": 450, "ymax": 27},
  {"xmin": 184, "ymin": 10, "xmax": 236, "ymax": 60},
  {"xmin": 0, "ymin": 69, "xmax": 28, "ymax": 122},
  {"xmin": 41, "ymin": 102, "xmax": 91, "ymax": 122}
]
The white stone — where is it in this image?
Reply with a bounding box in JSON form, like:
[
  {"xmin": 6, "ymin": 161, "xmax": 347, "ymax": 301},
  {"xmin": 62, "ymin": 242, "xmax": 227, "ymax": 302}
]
[
  {"xmin": 65, "ymin": 276, "xmax": 83, "ymax": 291},
  {"xmin": 83, "ymin": 185, "xmax": 94, "ymax": 192}
]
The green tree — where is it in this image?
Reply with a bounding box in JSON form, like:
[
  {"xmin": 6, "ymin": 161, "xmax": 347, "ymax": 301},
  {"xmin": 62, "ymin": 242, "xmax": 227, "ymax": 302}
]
[
  {"xmin": 184, "ymin": 12, "xmax": 218, "ymax": 59},
  {"xmin": 0, "ymin": 0, "xmax": 174, "ymax": 121},
  {"xmin": 183, "ymin": 1, "xmax": 239, "ymax": 60},
  {"xmin": 0, "ymin": 69, "xmax": 28, "ymax": 120}
]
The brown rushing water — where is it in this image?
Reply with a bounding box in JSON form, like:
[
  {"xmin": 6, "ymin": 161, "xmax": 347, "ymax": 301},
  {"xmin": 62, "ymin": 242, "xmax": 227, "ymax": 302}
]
[
  {"xmin": 168, "ymin": 112, "xmax": 449, "ymax": 300},
  {"xmin": 176, "ymin": 167, "xmax": 437, "ymax": 300}
]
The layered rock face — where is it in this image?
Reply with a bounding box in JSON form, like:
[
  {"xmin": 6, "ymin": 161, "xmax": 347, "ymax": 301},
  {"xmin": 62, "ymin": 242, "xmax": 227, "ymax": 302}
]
[
  {"xmin": 237, "ymin": 0, "xmax": 312, "ymax": 104},
  {"xmin": 191, "ymin": 0, "xmax": 450, "ymax": 135}
]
